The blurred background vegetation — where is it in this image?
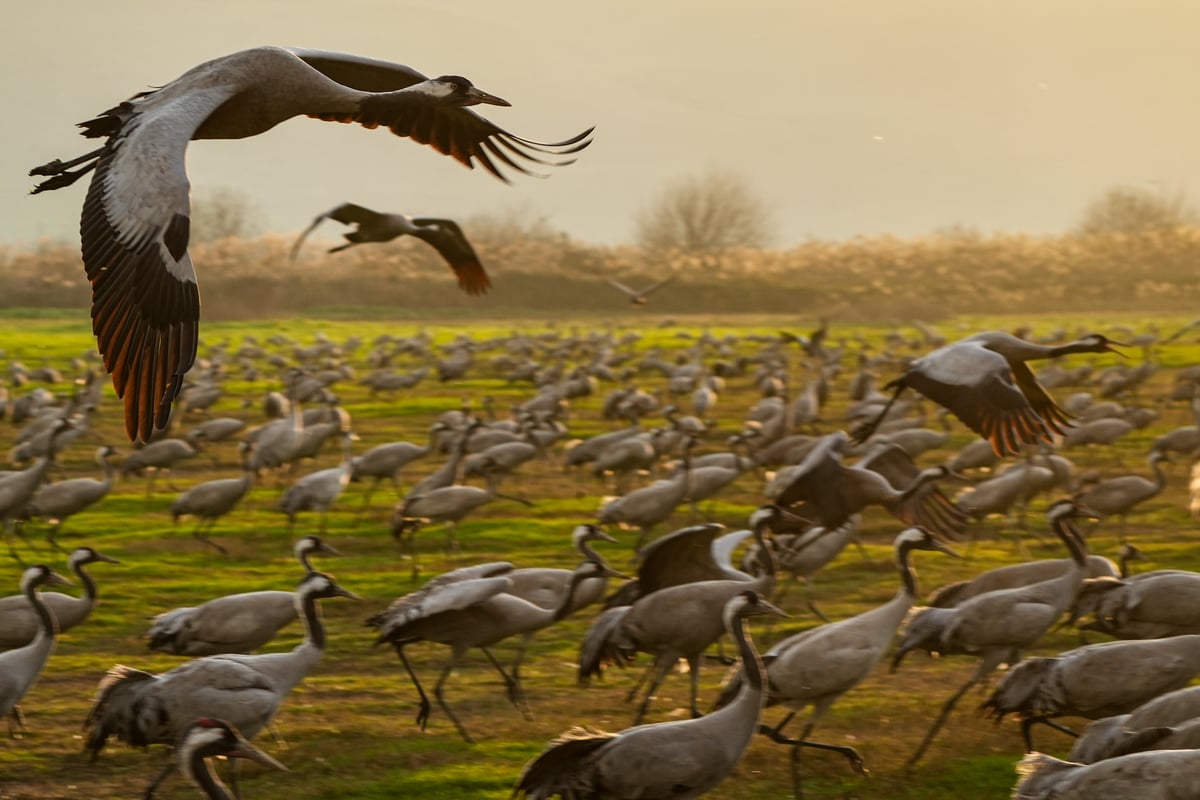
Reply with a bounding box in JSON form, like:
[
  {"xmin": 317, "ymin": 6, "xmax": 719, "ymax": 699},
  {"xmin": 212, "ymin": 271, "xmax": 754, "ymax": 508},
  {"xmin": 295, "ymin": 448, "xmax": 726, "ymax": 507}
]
[{"xmin": 3, "ymin": 179, "xmax": 1196, "ymax": 320}]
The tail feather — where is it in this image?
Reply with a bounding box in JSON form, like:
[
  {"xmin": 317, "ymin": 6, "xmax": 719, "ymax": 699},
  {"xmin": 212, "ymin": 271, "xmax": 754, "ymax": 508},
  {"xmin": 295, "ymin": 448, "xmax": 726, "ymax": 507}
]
[
  {"xmin": 577, "ymin": 607, "xmax": 631, "ymax": 687},
  {"xmin": 513, "ymin": 727, "xmax": 616, "ymax": 800},
  {"xmin": 83, "ymin": 664, "xmax": 158, "ymax": 759}
]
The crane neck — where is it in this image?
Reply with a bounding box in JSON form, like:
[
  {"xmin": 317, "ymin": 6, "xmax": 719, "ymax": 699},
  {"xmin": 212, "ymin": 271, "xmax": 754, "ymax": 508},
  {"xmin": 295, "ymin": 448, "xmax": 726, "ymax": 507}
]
[
  {"xmin": 26, "ymin": 579, "xmax": 57, "ymax": 642},
  {"xmin": 552, "ymin": 566, "xmax": 594, "ymax": 622},
  {"xmin": 73, "ymin": 560, "xmax": 99, "ymax": 603},
  {"xmin": 295, "ymin": 589, "xmax": 327, "ymax": 651},
  {"xmin": 1051, "ymin": 514, "xmax": 1088, "ymax": 569},
  {"xmin": 730, "ymin": 608, "xmax": 767, "ymax": 694},
  {"xmin": 896, "ymin": 540, "xmax": 920, "ymax": 598}
]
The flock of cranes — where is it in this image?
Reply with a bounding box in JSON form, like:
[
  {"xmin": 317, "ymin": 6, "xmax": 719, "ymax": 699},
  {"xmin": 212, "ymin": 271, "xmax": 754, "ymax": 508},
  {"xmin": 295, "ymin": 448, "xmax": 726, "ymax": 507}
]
[
  {"xmin": 0, "ymin": 310, "xmax": 1196, "ymax": 800},
  {"xmin": 9, "ymin": 42, "xmax": 1200, "ymax": 800}
]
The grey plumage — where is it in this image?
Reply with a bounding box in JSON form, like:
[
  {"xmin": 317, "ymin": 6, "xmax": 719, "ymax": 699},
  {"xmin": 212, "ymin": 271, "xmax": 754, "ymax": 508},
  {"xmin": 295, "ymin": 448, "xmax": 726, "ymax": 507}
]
[
  {"xmin": 514, "ymin": 591, "xmax": 785, "ymax": 800},
  {"xmin": 84, "ymin": 572, "xmax": 355, "ymax": 795},
  {"xmin": 145, "ymin": 536, "xmax": 340, "ymax": 656},
  {"xmin": 0, "ymin": 566, "xmax": 73, "ymax": 734},
  {"xmin": 0, "ymin": 547, "xmax": 119, "ymax": 651}
]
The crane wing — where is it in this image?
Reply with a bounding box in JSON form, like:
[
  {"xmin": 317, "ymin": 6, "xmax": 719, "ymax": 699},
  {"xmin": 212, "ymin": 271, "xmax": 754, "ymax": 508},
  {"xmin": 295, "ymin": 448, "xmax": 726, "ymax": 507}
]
[
  {"xmin": 906, "ymin": 347, "xmax": 1055, "ymax": 457},
  {"xmin": 291, "ymin": 48, "xmax": 594, "ymax": 184},
  {"xmin": 289, "ymin": 203, "xmax": 382, "ymax": 261},
  {"xmin": 81, "ymin": 87, "xmax": 236, "ymax": 443},
  {"xmin": 607, "ymin": 279, "xmax": 637, "ymax": 297},
  {"xmin": 287, "ymin": 48, "xmax": 431, "ymax": 92},
  {"xmin": 411, "ymin": 217, "xmax": 491, "ymax": 295},
  {"xmin": 639, "ymin": 276, "xmax": 674, "ymax": 297}
]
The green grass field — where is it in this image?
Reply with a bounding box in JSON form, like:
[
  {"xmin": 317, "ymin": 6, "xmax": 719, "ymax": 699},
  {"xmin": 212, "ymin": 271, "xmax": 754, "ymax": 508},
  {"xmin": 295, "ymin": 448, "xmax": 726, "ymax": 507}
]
[{"xmin": 0, "ymin": 310, "xmax": 1196, "ymax": 800}]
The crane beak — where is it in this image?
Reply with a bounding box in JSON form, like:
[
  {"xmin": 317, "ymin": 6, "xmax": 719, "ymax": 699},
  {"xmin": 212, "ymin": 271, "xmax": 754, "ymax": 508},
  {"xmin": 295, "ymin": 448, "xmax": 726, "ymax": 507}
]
[
  {"xmin": 933, "ymin": 539, "xmax": 963, "ymax": 559},
  {"xmin": 601, "ymin": 563, "xmax": 632, "ymax": 580},
  {"xmin": 466, "ymin": 86, "xmax": 511, "ymax": 107},
  {"xmin": 93, "ymin": 553, "xmax": 122, "ymax": 564},
  {"xmin": 1106, "ymin": 341, "xmax": 1129, "ymax": 356},
  {"xmin": 317, "ymin": 542, "xmax": 343, "ymax": 557},
  {"xmin": 330, "ymin": 583, "xmax": 361, "ymax": 601},
  {"xmin": 45, "ymin": 570, "xmax": 74, "ymax": 588},
  {"xmin": 751, "ymin": 598, "xmax": 790, "ymax": 620},
  {"xmin": 224, "ymin": 737, "xmax": 289, "ymax": 772}
]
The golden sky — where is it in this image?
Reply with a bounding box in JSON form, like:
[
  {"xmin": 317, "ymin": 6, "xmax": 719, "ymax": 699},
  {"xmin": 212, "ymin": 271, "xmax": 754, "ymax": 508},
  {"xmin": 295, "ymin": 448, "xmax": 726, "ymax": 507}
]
[{"xmin": 4, "ymin": 0, "xmax": 1198, "ymax": 246}]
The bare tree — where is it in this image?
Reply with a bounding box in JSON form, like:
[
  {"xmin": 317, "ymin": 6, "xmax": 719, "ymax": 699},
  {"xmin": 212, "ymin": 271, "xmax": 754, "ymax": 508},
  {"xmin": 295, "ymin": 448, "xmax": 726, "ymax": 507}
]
[
  {"xmin": 636, "ymin": 169, "xmax": 773, "ymax": 253},
  {"xmin": 1076, "ymin": 184, "xmax": 1198, "ymax": 235},
  {"xmin": 190, "ymin": 186, "xmax": 264, "ymax": 243}
]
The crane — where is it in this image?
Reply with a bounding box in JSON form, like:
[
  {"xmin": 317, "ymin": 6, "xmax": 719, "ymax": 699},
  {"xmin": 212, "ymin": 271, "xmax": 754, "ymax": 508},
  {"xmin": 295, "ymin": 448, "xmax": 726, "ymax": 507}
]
[
  {"xmin": 291, "ymin": 204, "xmax": 489, "ymax": 295},
  {"xmin": 29, "ymin": 46, "xmax": 592, "ymax": 442},
  {"xmin": 513, "ymin": 592, "xmax": 786, "ymax": 800},
  {"xmin": 853, "ymin": 331, "xmax": 1124, "ymax": 456}
]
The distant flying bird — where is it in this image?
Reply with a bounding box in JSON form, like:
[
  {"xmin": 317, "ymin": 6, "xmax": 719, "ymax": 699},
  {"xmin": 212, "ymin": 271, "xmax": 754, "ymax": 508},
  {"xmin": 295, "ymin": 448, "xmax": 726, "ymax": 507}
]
[
  {"xmin": 29, "ymin": 46, "xmax": 593, "ymax": 443},
  {"xmin": 854, "ymin": 332, "xmax": 1124, "ymax": 457},
  {"xmin": 290, "ymin": 204, "xmax": 490, "ymax": 295},
  {"xmin": 607, "ymin": 277, "xmax": 674, "ymax": 306}
]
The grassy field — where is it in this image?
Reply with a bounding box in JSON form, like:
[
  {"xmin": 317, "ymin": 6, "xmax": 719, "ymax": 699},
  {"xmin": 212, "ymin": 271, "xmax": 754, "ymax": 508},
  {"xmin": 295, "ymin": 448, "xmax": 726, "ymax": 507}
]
[{"xmin": 0, "ymin": 309, "xmax": 1196, "ymax": 800}]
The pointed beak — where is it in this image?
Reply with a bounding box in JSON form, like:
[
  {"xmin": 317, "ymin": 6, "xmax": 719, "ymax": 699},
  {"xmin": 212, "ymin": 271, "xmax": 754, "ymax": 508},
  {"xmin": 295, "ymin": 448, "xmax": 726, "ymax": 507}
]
[
  {"xmin": 46, "ymin": 570, "xmax": 74, "ymax": 588},
  {"xmin": 934, "ymin": 540, "xmax": 963, "ymax": 559},
  {"xmin": 753, "ymin": 598, "xmax": 790, "ymax": 620},
  {"xmin": 594, "ymin": 529, "xmax": 620, "ymax": 545},
  {"xmin": 94, "ymin": 553, "xmax": 122, "ymax": 564},
  {"xmin": 331, "ymin": 583, "xmax": 361, "ymax": 601},
  {"xmin": 226, "ymin": 738, "xmax": 289, "ymax": 772},
  {"xmin": 318, "ymin": 542, "xmax": 343, "ymax": 557},
  {"xmin": 1106, "ymin": 341, "xmax": 1129, "ymax": 357},
  {"xmin": 601, "ymin": 563, "xmax": 632, "ymax": 580},
  {"xmin": 466, "ymin": 86, "xmax": 510, "ymax": 107}
]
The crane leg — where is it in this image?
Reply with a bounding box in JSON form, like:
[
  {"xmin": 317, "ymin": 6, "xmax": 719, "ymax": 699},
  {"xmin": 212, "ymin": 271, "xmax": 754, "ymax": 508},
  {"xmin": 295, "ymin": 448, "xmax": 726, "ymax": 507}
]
[
  {"xmin": 395, "ymin": 646, "xmax": 433, "ymax": 732},
  {"xmin": 632, "ymin": 658, "xmax": 675, "ymax": 726},
  {"xmin": 193, "ymin": 522, "xmax": 228, "ymax": 555},
  {"xmin": 142, "ymin": 754, "xmax": 177, "ymax": 799},
  {"xmin": 47, "ymin": 523, "xmax": 68, "ymax": 552},
  {"xmin": 1021, "ymin": 715, "xmax": 1079, "ymax": 752},
  {"xmin": 851, "ymin": 381, "xmax": 907, "ymax": 444},
  {"xmin": 905, "ymin": 671, "xmax": 981, "ymax": 770},
  {"xmin": 482, "ymin": 646, "xmax": 531, "ymax": 720},
  {"xmin": 433, "ymin": 657, "xmax": 474, "ymax": 744},
  {"xmin": 7, "ymin": 706, "xmax": 25, "ymax": 738}
]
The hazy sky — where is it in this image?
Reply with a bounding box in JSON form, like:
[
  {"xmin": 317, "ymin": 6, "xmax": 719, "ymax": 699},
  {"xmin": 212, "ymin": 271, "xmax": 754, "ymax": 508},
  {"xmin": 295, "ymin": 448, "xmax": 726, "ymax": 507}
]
[{"xmin": 3, "ymin": 1, "xmax": 1198, "ymax": 247}]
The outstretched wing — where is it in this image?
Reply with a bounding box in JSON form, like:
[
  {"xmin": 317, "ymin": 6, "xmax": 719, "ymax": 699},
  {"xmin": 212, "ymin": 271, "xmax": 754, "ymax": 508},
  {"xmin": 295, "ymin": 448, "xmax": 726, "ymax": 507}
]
[
  {"xmin": 639, "ymin": 276, "xmax": 674, "ymax": 297},
  {"xmin": 411, "ymin": 218, "xmax": 491, "ymax": 296},
  {"xmin": 82, "ymin": 86, "xmax": 236, "ymax": 443},
  {"xmin": 290, "ymin": 48, "xmax": 593, "ymax": 183},
  {"xmin": 289, "ymin": 203, "xmax": 382, "ymax": 261},
  {"xmin": 607, "ymin": 279, "xmax": 637, "ymax": 297}
]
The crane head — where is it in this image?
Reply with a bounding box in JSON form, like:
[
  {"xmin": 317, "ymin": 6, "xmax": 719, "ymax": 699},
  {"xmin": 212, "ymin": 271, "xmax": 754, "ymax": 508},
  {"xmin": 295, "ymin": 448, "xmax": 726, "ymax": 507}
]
[{"xmin": 425, "ymin": 75, "xmax": 511, "ymax": 107}]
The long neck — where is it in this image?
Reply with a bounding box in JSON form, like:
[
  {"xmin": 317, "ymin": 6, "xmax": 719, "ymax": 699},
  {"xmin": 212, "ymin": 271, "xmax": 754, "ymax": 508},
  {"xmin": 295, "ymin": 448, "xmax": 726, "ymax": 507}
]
[
  {"xmin": 750, "ymin": 522, "xmax": 778, "ymax": 596},
  {"xmin": 897, "ymin": 541, "xmax": 919, "ymax": 598},
  {"xmin": 1053, "ymin": 516, "xmax": 1088, "ymax": 570},
  {"xmin": 74, "ymin": 561, "xmax": 99, "ymax": 603},
  {"xmin": 296, "ymin": 590, "xmax": 326, "ymax": 651},
  {"xmin": 27, "ymin": 582, "xmax": 56, "ymax": 641},
  {"xmin": 730, "ymin": 611, "xmax": 766, "ymax": 694},
  {"xmin": 553, "ymin": 568, "xmax": 593, "ymax": 621},
  {"xmin": 1150, "ymin": 458, "xmax": 1168, "ymax": 490},
  {"xmin": 187, "ymin": 754, "xmax": 234, "ymax": 800},
  {"xmin": 898, "ymin": 468, "xmax": 938, "ymax": 502}
]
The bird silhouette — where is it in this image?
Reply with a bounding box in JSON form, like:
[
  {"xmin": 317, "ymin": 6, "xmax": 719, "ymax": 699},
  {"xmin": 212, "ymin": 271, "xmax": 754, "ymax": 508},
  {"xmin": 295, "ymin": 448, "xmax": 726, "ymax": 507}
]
[{"xmin": 290, "ymin": 204, "xmax": 490, "ymax": 295}]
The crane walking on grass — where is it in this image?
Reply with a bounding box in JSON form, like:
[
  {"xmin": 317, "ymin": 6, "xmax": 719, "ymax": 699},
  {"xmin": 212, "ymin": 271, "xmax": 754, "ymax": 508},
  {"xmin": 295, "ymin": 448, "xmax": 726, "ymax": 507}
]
[{"xmin": 29, "ymin": 45, "xmax": 593, "ymax": 442}]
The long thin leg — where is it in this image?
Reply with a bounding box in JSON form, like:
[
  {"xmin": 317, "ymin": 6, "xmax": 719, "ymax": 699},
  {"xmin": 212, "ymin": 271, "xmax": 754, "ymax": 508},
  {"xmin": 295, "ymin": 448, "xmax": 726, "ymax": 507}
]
[
  {"xmin": 624, "ymin": 660, "xmax": 657, "ymax": 704},
  {"xmin": 483, "ymin": 646, "xmax": 531, "ymax": 720},
  {"xmin": 632, "ymin": 657, "xmax": 675, "ymax": 726},
  {"xmin": 142, "ymin": 754, "xmax": 177, "ymax": 799},
  {"xmin": 1021, "ymin": 715, "xmax": 1080, "ymax": 752},
  {"xmin": 193, "ymin": 521, "xmax": 228, "ymax": 555},
  {"xmin": 395, "ymin": 645, "xmax": 432, "ymax": 731},
  {"xmin": 852, "ymin": 381, "xmax": 907, "ymax": 444},
  {"xmin": 687, "ymin": 655, "xmax": 702, "ymax": 718},
  {"xmin": 906, "ymin": 665, "xmax": 988, "ymax": 770},
  {"xmin": 433, "ymin": 654, "xmax": 473, "ymax": 743}
]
